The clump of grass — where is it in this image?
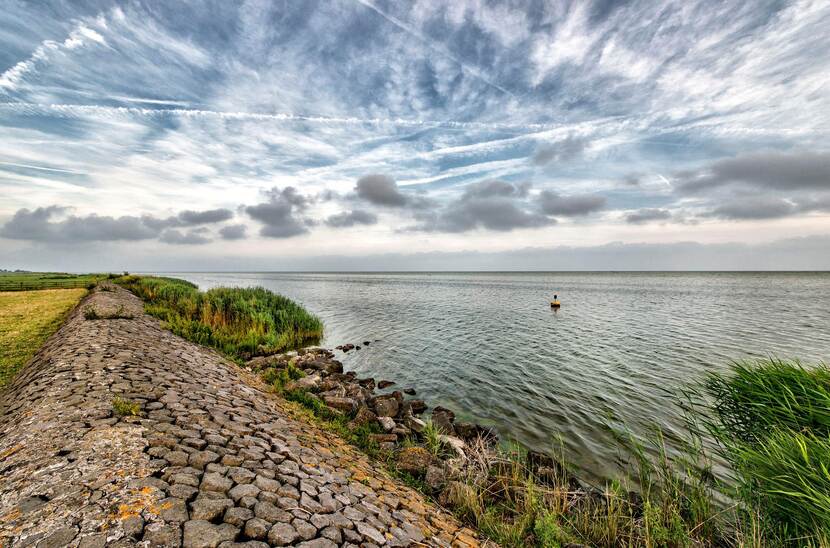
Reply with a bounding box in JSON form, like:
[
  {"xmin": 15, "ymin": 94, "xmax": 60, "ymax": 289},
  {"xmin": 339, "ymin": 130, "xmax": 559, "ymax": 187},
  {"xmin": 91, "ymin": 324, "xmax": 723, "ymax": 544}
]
[
  {"xmin": 83, "ymin": 304, "xmax": 133, "ymax": 320},
  {"xmin": 421, "ymin": 418, "xmax": 443, "ymax": 457},
  {"xmin": 112, "ymin": 396, "xmax": 140, "ymax": 416},
  {"xmin": 117, "ymin": 276, "xmax": 322, "ymax": 360},
  {"xmin": 700, "ymin": 359, "xmax": 830, "ymax": 543},
  {"xmin": 705, "ymin": 358, "xmax": 830, "ymax": 444},
  {"xmin": 263, "ymin": 362, "xmax": 305, "ymax": 392}
]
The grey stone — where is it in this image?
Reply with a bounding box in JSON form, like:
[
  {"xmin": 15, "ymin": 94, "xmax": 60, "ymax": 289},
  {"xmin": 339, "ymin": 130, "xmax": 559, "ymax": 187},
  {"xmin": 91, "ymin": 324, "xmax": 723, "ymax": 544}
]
[
  {"xmin": 160, "ymin": 497, "xmax": 189, "ymax": 522},
  {"xmin": 243, "ymin": 517, "xmax": 270, "ymax": 540},
  {"xmin": 37, "ymin": 526, "xmax": 78, "ymax": 548},
  {"xmin": 202, "ymin": 472, "xmax": 233, "ymax": 493},
  {"xmin": 223, "ymin": 506, "xmax": 254, "ymax": 526},
  {"xmin": 254, "ymin": 500, "xmax": 291, "ymax": 523},
  {"xmin": 144, "ymin": 523, "xmax": 182, "ymax": 547},
  {"xmin": 182, "ymin": 520, "xmax": 238, "ymax": 548},
  {"xmin": 267, "ymin": 522, "xmax": 299, "ymax": 546},
  {"xmin": 292, "ymin": 518, "xmax": 317, "ymax": 540},
  {"xmin": 228, "ymin": 483, "xmax": 260, "ymax": 501},
  {"xmin": 190, "ymin": 497, "xmax": 234, "ymax": 521},
  {"xmin": 356, "ymin": 521, "xmax": 387, "ymax": 544}
]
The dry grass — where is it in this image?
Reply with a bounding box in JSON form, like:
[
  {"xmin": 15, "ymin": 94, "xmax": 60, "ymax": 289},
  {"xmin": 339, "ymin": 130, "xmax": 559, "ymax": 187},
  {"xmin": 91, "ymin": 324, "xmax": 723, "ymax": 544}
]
[{"xmin": 0, "ymin": 288, "xmax": 86, "ymax": 387}]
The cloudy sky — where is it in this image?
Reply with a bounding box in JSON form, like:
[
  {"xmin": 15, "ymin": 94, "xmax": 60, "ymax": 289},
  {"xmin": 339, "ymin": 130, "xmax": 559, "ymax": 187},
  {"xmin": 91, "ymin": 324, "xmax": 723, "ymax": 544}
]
[{"xmin": 1, "ymin": 0, "xmax": 829, "ymax": 270}]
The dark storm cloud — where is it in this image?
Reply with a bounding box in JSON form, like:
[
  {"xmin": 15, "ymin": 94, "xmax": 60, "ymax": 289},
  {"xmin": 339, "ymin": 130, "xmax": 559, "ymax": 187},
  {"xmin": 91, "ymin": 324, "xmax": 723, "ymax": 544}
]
[
  {"xmin": 219, "ymin": 224, "xmax": 247, "ymax": 240},
  {"xmin": 325, "ymin": 209, "xmax": 378, "ymax": 228},
  {"xmin": 677, "ymin": 151, "xmax": 830, "ymax": 194},
  {"xmin": 0, "ymin": 206, "xmax": 159, "ymax": 241},
  {"xmin": 178, "ymin": 208, "xmax": 233, "ymax": 225},
  {"xmin": 354, "ymin": 174, "xmax": 431, "ymax": 209},
  {"xmin": 532, "ymin": 136, "xmax": 587, "ymax": 166},
  {"xmin": 141, "ymin": 208, "xmax": 234, "ymax": 230},
  {"xmin": 0, "ymin": 206, "xmax": 232, "ymax": 244},
  {"xmin": 355, "ymin": 174, "xmax": 408, "ymax": 207},
  {"xmin": 625, "ymin": 208, "xmax": 672, "ymax": 224},
  {"xmin": 160, "ymin": 228, "xmax": 211, "ymax": 245},
  {"xmin": 411, "ymin": 180, "xmax": 553, "ymax": 233},
  {"xmin": 539, "ymin": 190, "xmax": 606, "ymax": 216},
  {"xmin": 244, "ymin": 186, "xmax": 310, "ymax": 238}
]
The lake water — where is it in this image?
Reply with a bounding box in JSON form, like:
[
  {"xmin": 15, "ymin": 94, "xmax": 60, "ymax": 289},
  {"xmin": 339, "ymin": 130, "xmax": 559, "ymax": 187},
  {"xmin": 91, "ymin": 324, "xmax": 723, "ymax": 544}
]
[{"xmin": 165, "ymin": 272, "xmax": 830, "ymax": 483}]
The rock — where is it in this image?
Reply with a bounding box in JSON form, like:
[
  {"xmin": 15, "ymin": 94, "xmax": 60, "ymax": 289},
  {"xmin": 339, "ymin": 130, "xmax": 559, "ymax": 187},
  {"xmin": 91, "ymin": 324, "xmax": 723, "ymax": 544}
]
[
  {"xmin": 267, "ymin": 522, "xmax": 299, "ymax": 545},
  {"xmin": 369, "ymin": 433, "xmax": 397, "ymax": 444},
  {"xmin": 363, "ymin": 341, "xmax": 371, "ymax": 345},
  {"xmin": 431, "ymin": 406, "xmax": 456, "ymax": 435},
  {"xmin": 453, "ymin": 421, "xmax": 479, "ymax": 441},
  {"xmin": 348, "ymin": 405, "xmax": 377, "ymax": 428},
  {"xmin": 143, "ymin": 523, "xmax": 182, "ymax": 547},
  {"xmin": 377, "ymin": 380, "xmax": 395, "ymax": 389},
  {"xmin": 201, "ymin": 472, "xmax": 233, "ymax": 493},
  {"xmin": 323, "ymin": 396, "xmax": 357, "ymax": 414},
  {"xmin": 228, "ymin": 483, "xmax": 260, "ymax": 501},
  {"xmin": 404, "ymin": 413, "xmax": 426, "ymax": 434},
  {"xmin": 292, "ymin": 518, "xmax": 317, "ymax": 540},
  {"xmin": 371, "ymin": 394, "xmax": 399, "ymax": 417},
  {"xmin": 356, "ymin": 521, "xmax": 386, "ymax": 544},
  {"xmin": 396, "ymin": 446, "xmax": 433, "ymax": 476},
  {"xmin": 182, "ymin": 520, "xmax": 238, "ymax": 548},
  {"xmin": 38, "ymin": 526, "xmax": 78, "ymax": 548},
  {"xmin": 407, "ymin": 399, "xmax": 427, "ymax": 415},
  {"xmin": 285, "ymin": 374, "xmax": 321, "ymax": 392},
  {"xmin": 425, "ymin": 464, "xmax": 447, "ymax": 492},
  {"xmin": 357, "ymin": 377, "xmax": 376, "ymax": 390},
  {"xmin": 254, "ymin": 501, "xmax": 291, "ymax": 523},
  {"xmin": 190, "ymin": 497, "xmax": 234, "ymax": 521},
  {"xmin": 244, "ymin": 518, "xmax": 271, "ymax": 540},
  {"xmin": 223, "ymin": 506, "xmax": 254, "ymax": 527},
  {"xmin": 378, "ymin": 416, "xmax": 396, "ymax": 432},
  {"xmin": 159, "ymin": 497, "xmax": 189, "ymax": 522},
  {"xmin": 439, "ymin": 435, "xmax": 466, "ymax": 459},
  {"xmin": 403, "ymin": 388, "xmax": 416, "ymax": 395}
]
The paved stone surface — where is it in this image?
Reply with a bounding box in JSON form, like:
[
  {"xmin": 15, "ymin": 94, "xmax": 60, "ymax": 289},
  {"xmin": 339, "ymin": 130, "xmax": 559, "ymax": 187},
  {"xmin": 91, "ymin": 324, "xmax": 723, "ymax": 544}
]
[{"xmin": 0, "ymin": 286, "xmax": 484, "ymax": 546}]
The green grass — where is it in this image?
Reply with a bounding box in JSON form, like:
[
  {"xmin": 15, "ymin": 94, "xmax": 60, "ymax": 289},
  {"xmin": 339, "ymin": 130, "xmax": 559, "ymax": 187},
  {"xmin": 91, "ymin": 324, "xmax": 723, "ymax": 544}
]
[
  {"xmin": 0, "ymin": 272, "xmax": 115, "ymax": 291},
  {"xmin": 0, "ymin": 288, "xmax": 87, "ymax": 387},
  {"xmin": 117, "ymin": 275, "xmax": 323, "ymax": 360},
  {"xmin": 700, "ymin": 359, "xmax": 830, "ymax": 544},
  {"xmin": 112, "ymin": 396, "xmax": 140, "ymax": 416}
]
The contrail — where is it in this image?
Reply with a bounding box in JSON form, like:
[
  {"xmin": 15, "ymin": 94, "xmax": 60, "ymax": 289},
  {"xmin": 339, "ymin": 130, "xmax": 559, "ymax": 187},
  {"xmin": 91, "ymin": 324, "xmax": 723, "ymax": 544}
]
[
  {"xmin": 0, "ymin": 161, "xmax": 86, "ymax": 175},
  {"xmin": 352, "ymin": 0, "xmax": 515, "ymax": 98},
  {"xmin": 0, "ymin": 101, "xmax": 561, "ymax": 131}
]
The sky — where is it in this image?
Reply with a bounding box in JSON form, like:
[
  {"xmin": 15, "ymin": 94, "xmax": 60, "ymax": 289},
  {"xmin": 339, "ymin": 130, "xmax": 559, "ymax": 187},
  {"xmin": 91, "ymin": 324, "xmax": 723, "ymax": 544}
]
[{"xmin": 1, "ymin": 0, "xmax": 829, "ymax": 271}]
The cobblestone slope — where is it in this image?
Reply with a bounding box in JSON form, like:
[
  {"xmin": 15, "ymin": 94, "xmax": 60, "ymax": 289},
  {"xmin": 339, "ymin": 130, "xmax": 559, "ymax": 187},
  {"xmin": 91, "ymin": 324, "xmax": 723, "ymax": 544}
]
[{"xmin": 0, "ymin": 286, "xmax": 483, "ymax": 547}]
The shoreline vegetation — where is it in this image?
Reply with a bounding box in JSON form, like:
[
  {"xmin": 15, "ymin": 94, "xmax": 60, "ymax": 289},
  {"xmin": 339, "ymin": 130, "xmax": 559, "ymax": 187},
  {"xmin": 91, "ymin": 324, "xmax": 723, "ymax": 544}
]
[
  {"xmin": 22, "ymin": 274, "xmax": 817, "ymax": 546},
  {"xmin": 112, "ymin": 275, "xmax": 830, "ymax": 546}
]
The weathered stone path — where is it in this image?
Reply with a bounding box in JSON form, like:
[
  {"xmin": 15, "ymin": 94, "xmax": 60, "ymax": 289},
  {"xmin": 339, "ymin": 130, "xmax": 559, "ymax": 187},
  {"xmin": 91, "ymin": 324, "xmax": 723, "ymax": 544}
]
[{"xmin": 0, "ymin": 286, "xmax": 483, "ymax": 547}]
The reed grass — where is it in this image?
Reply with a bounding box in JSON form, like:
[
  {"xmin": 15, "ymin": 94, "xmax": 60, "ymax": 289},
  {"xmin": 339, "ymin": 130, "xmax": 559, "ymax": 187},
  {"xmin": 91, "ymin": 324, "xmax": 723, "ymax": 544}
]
[
  {"xmin": 700, "ymin": 359, "xmax": 830, "ymax": 544},
  {"xmin": 117, "ymin": 275, "xmax": 323, "ymax": 360}
]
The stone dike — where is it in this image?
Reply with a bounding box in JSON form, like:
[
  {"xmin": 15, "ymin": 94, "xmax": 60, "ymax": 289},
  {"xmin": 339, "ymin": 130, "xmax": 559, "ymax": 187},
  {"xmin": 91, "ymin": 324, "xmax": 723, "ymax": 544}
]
[{"xmin": 0, "ymin": 286, "xmax": 485, "ymax": 547}]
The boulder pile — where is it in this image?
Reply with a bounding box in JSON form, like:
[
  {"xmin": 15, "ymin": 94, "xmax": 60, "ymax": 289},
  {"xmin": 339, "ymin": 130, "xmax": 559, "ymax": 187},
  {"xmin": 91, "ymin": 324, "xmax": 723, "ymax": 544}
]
[{"xmin": 246, "ymin": 347, "xmax": 500, "ymax": 497}]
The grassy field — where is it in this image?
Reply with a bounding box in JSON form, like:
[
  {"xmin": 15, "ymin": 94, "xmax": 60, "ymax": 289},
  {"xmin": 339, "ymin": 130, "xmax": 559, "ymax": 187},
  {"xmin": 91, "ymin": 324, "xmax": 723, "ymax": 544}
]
[
  {"xmin": 0, "ymin": 288, "xmax": 87, "ymax": 387},
  {"xmin": 117, "ymin": 275, "xmax": 323, "ymax": 360},
  {"xmin": 0, "ymin": 272, "xmax": 106, "ymax": 291}
]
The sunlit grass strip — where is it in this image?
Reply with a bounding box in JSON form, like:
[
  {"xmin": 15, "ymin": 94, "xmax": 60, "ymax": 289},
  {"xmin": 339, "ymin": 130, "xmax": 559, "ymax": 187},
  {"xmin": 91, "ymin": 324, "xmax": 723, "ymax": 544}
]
[
  {"xmin": 117, "ymin": 275, "xmax": 323, "ymax": 360},
  {"xmin": 0, "ymin": 288, "xmax": 87, "ymax": 387}
]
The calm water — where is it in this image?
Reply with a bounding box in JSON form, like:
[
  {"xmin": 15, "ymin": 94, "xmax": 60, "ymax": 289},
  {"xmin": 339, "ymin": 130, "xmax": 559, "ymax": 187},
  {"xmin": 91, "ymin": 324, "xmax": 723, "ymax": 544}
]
[{"xmin": 165, "ymin": 272, "xmax": 830, "ymax": 483}]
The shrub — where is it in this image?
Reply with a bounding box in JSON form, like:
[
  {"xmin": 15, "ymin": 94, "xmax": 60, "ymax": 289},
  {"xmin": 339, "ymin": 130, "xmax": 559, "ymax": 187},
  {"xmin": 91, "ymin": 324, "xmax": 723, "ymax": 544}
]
[
  {"xmin": 112, "ymin": 396, "xmax": 140, "ymax": 416},
  {"xmin": 117, "ymin": 276, "xmax": 322, "ymax": 360}
]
